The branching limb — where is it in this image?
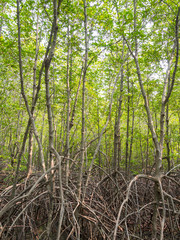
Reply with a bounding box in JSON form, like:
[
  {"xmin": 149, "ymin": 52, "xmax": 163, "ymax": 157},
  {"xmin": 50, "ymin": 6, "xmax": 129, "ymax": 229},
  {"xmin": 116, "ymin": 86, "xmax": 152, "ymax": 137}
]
[{"xmin": 113, "ymin": 174, "xmax": 157, "ymax": 240}]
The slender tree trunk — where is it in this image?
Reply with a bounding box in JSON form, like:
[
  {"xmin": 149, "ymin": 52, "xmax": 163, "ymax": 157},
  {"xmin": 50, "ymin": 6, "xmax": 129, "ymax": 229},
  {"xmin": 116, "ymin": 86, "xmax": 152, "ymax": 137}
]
[
  {"xmin": 44, "ymin": 0, "xmax": 64, "ymax": 237},
  {"xmin": 146, "ymin": 127, "xmax": 149, "ymax": 173},
  {"xmin": 78, "ymin": 0, "xmax": 88, "ymax": 199},
  {"xmin": 97, "ymin": 101, "xmax": 102, "ymax": 177},
  {"xmin": 125, "ymin": 63, "xmax": 130, "ymax": 176},
  {"xmin": 45, "ymin": 60, "xmax": 54, "ymax": 239},
  {"xmin": 66, "ymin": 17, "xmax": 70, "ymax": 185},
  {"xmin": 27, "ymin": 14, "xmax": 39, "ymax": 178},
  {"xmin": 44, "ymin": 0, "xmax": 60, "ymax": 236},
  {"xmin": 113, "ymin": 43, "xmax": 125, "ymax": 171},
  {"xmin": 178, "ymin": 113, "xmax": 180, "ymax": 163},
  {"xmin": 113, "ymin": 1, "xmax": 127, "ymax": 171},
  {"xmin": 165, "ymin": 100, "xmax": 170, "ymax": 172},
  {"xmin": 128, "ymin": 86, "xmax": 135, "ymax": 175},
  {"xmin": 139, "ymin": 123, "xmax": 144, "ymax": 172}
]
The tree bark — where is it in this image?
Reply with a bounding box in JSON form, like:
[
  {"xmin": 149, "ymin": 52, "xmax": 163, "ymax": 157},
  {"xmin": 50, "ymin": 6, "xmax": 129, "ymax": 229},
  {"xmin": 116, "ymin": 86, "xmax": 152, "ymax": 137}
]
[
  {"xmin": 78, "ymin": 0, "xmax": 88, "ymax": 199},
  {"xmin": 113, "ymin": 41, "xmax": 125, "ymax": 171},
  {"xmin": 27, "ymin": 14, "xmax": 39, "ymax": 178},
  {"xmin": 125, "ymin": 62, "xmax": 130, "ymax": 176},
  {"xmin": 165, "ymin": 78, "xmax": 171, "ymax": 172},
  {"xmin": 44, "ymin": 0, "xmax": 62, "ymax": 237},
  {"xmin": 128, "ymin": 83, "xmax": 135, "ymax": 175},
  {"xmin": 65, "ymin": 16, "xmax": 71, "ymax": 185}
]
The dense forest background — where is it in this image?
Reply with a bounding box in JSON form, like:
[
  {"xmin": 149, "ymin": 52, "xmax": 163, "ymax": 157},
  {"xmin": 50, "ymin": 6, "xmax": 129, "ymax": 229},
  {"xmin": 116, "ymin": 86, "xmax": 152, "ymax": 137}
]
[{"xmin": 0, "ymin": 0, "xmax": 180, "ymax": 239}]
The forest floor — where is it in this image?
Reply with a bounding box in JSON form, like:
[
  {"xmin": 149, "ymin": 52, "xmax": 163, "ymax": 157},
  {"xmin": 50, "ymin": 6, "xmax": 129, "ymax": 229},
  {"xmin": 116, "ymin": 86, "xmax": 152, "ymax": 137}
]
[{"xmin": 0, "ymin": 167, "xmax": 180, "ymax": 240}]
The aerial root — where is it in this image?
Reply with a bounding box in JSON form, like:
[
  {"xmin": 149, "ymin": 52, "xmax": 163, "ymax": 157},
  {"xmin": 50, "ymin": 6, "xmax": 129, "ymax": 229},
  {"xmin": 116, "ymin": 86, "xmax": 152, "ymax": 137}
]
[{"xmin": 0, "ymin": 168, "xmax": 180, "ymax": 239}]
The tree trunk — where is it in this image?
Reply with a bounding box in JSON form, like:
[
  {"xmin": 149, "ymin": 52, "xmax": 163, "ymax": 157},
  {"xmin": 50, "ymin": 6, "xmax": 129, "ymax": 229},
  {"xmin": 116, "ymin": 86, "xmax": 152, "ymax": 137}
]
[
  {"xmin": 128, "ymin": 84, "xmax": 135, "ymax": 175},
  {"xmin": 65, "ymin": 16, "xmax": 71, "ymax": 185},
  {"xmin": 78, "ymin": 0, "xmax": 88, "ymax": 199},
  {"xmin": 165, "ymin": 100, "xmax": 170, "ymax": 172},
  {"xmin": 125, "ymin": 63, "xmax": 130, "ymax": 176},
  {"xmin": 27, "ymin": 14, "xmax": 39, "ymax": 178},
  {"xmin": 113, "ymin": 43, "xmax": 125, "ymax": 171}
]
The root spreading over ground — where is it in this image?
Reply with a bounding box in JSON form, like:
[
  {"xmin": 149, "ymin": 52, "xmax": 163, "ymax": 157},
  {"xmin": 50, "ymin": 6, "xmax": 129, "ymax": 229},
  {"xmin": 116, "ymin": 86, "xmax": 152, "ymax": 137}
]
[{"xmin": 0, "ymin": 167, "xmax": 180, "ymax": 240}]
